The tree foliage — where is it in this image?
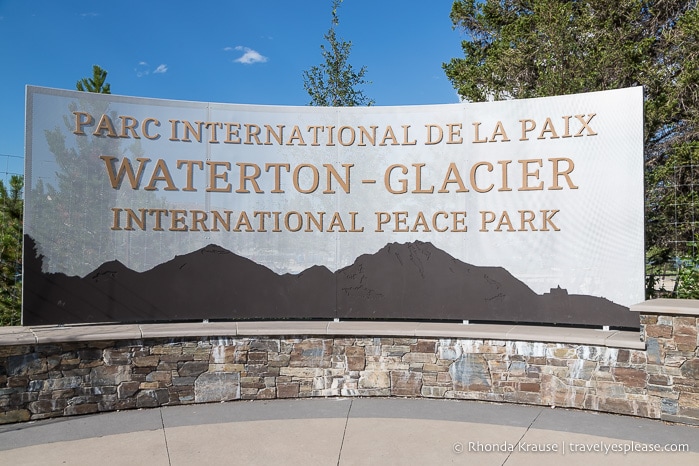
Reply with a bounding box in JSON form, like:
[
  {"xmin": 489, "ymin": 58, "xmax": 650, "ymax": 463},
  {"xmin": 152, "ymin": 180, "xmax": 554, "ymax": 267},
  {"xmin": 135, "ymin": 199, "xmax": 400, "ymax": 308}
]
[
  {"xmin": 0, "ymin": 175, "xmax": 23, "ymax": 325},
  {"xmin": 76, "ymin": 64, "xmax": 111, "ymax": 94},
  {"xmin": 444, "ymin": 0, "xmax": 699, "ymax": 268},
  {"xmin": 303, "ymin": 0, "xmax": 374, "ymax": 106}
]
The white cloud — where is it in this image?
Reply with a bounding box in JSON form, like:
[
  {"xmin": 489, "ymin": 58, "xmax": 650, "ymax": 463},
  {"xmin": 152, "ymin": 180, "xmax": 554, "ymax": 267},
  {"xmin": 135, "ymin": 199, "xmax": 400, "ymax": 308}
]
[
  {"xmin": 80, "ymin": 12, "xmax": 99, "ymax": 18},
  {"xmin": 135, "ymin": 62, "xmax": 149, "ymax": 78},
  {"xmin": 231, "ymin": 46, "xmax": 268, "ymax": 65},
  {"xmin": 135, "ymin": 62, "xmax": 167, "ymax": 77}
]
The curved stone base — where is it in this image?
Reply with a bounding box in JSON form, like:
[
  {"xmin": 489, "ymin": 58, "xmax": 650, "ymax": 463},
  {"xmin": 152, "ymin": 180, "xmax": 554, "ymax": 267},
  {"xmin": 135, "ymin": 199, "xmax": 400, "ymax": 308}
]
[{"xmin": 1, "ymin": 300, "xmax": 697, "ymax": 425}]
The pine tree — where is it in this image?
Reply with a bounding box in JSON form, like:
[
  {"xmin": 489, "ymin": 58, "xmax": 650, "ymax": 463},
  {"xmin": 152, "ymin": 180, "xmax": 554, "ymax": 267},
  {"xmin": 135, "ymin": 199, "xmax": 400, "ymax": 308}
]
[
  {"xmin": 76, "ymin": 65, "xmax": 111, "ymax": 94},
  {"xmin": 303, "ymin": 0, "xmax": 373, "ymax": 106},
  {"xmin": 0, "ymin": 175, "xmax": 23, "ymax": 325}
]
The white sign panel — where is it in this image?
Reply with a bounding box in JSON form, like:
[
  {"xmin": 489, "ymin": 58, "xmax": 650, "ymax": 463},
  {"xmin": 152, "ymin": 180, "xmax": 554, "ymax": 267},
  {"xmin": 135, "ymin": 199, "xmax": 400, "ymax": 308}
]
[{"xmin": 23, "ymin": 86, "xmax": 644, "ymax": 325}]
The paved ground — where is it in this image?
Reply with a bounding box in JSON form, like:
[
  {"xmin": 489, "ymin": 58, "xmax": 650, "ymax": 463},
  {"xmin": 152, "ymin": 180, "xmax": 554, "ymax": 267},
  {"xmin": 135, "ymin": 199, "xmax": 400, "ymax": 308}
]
[{"xmin": 1, "ymin": 398, "xmax": 698, "ymax": 465}]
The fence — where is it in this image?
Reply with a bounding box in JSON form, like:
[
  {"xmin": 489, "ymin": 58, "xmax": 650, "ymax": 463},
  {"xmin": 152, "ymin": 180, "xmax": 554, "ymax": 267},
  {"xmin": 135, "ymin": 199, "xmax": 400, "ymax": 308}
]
[
  {"xmin": 0, "ymin": 154, "xmax": 23, "ymax": 186},
  {"xmin": 647, "ymin": 163, "xmax": 699, "ymax": 297}
]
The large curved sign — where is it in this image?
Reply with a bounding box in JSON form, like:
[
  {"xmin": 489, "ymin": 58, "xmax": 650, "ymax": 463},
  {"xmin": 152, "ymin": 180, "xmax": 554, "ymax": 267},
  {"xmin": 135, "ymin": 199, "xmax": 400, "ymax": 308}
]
[{"xmin": 23, "ymin": 86, "xmax": 644, "ymax": 327}]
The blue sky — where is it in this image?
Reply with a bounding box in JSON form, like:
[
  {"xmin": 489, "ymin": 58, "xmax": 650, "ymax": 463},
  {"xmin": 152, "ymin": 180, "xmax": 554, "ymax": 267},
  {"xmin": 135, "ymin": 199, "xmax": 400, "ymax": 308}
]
[{"xmin": 0, "ymin": 0, "xmax": 465, "ymax": 175}]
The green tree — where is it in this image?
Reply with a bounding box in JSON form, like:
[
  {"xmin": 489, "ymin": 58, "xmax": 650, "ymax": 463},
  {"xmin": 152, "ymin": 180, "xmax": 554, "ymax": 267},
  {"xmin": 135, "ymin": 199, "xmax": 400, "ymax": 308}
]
[
  {"xmin": 303, "ymin": 0, "xmax": 374, "ymax": 106},
  {"xmin": 443, "ymin": 0, "xmax": 699, "ymax": 273},
  {"xmin": 76, "ymin": 64, "xmax": 111, "ymax": 94},
  {"xmin": 0, "ymin": 175, "xmax": 23, "ymax": 325}
]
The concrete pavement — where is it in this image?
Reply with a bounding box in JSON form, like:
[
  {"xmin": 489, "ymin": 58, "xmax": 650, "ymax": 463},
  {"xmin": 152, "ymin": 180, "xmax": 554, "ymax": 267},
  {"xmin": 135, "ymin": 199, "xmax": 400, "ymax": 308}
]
[{"xmin": 1, "ymin": 398, "xmax": 698, "ymax": 465}]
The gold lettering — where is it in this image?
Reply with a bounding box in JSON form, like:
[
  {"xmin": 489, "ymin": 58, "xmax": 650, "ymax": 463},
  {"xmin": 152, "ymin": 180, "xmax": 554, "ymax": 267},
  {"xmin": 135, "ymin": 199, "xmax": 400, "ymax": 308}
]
[
  {"xmin": 207, "ymin": 161, "xmax": 232, "ymax": 193},
  {"xmin": 470, "ymin": 161, "xmax": 494, "ymax": 193},
  {"xmin": 472, "ymin": 122, "xmax": 487, "ymax": 143},
  {"xmin": 438, "ymin": 163, "xmax": 469, "ymax": 193},
  {"xmin": 549, "ymin": 157, "xmax": 578, "ymax": 190},
  {"xmin": 518, "ymin": 159, "xmax": 544, "ymax": 191},
  {"xmin": 235, "ymin": 162, "xmax": 262, "ymax": 193},
  {"xmin": 100, "ymin": 156, "xmax": 150, "ymax": 189},
  {"xmin": 292, "ymin": 164, "xmax": 319, "ymax": 193},
  {"xmin": 489, "ymin": 121, "xmax": 510, "ymax": 142},
  {"xmin": 145, "ymin": 159, "xmax": 178, "ymax": 191},
  {"xmin": 177, "ymin": 160, "xmax": 204, "ymax": 192},
  {"xmin": 73, "ymin": 111, "xmax": 94, "ymax": 135},
  {"xmin": 425, "ymin": 124, "xmax": 443, "ymax": 145},
  {"xmin": 447, "ymin": 123, "xmax": 463, "ymax": 144},
  {"xmin": 93, "ymin": 114, "xmax": 118, "ymax": 138},
  {"xmin": 519, "ymin": 119, "xmax": 536, "ymax": 141}
]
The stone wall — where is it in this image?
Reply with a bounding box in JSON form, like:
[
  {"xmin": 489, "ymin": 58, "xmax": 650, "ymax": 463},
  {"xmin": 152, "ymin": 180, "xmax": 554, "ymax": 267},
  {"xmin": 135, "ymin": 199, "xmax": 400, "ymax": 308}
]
[{"xmin": 1, "ymin": 302, "xmax": 698, "ymax": 426}]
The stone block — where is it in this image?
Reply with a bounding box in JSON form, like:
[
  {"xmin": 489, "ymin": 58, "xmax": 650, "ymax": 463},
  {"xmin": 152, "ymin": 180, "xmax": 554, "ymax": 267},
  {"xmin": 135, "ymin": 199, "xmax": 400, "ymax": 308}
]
[
  {"xmin": 639, "ymin": 340, "xmax": 659, "ymax": 367},
  {"xmin": 256, "ymin": 387, "xmax": 276, "ymax": 399},
  {"xmin": 550, "ymin": 347, "xmax": 577, "ymax": 359},
  {"xmin": 250, "ymin": 340, "xmax": 281, "ymax": 353},
  {"xmin": 629, "ymin": 349, "xmax": 649, "ymax": 365},
  {"xmin": 358, "ymin": 371, "xmax": 390, "ymax": 389},
  {"xmin": 510, "ymin": 391, "xmax": 543, "ymax": 405},
  {"xmin": 117, "ymin": 381, "xmax": 140, "ymax": 399},
  {"xmin": 567, "ymin": 359, "xmax": 596, "ymax": 381},
  {"xmin": 139, "ymin": 382, "xmax": 161, "ymax": 390},
  {"xmin": 90, "ymin": 365, "xmax": 130, "ymax": 386},
  {"xmin": 680, "ymin": 359, "xmax": 699, "ymax": 378},
  {"xmin": 7, "ymin": 376, "xmax": 28, "ymax": 388},
  {"xmin": 675, "ymin": 334, "xmax": 698, "ymax": 352},
  {"xmin": 519, "ymin": 382, "xmax": 541, "ymax": 393},
  {"xmin": 7, "ymin": 353, "xmax": 46, "ymax": 376},
  {"xmin": 0, "ymin": 409, "xmax": 30, "ymax": 424},
  {"xmin": 450, "ymin": 354, "xmax": 491, "ymax": 391},
  {"xmin": 64, "ymin": 403, "xmax": 99, "ymax": 416},
  {"xmin": 146, "ymin": 371, "xmax": 172, "ymax": 384},
  {"xmin": 241, "ymin": 377, "xmax": 265, "ymax": 389},
  {"xmin": 172, "ymin": 376, "xmax": 197, "ymax": 387},
  {"xmin": 151, "ymin": 345, "xmax": 182, "ymax": 356},
  {"xmin": 402, "ymin": 352, "xmax": 436, "ymax": 364},
  {"xmin": 136, "ymin": 389, "xmax": 169, "ymax": 408},
  {"xmin": 645, "ymin": 324, "xmax": 673, "ymax": 339},
  {"xmin": 279, "ymin": 367, "xmax": 322, "ymax": 378},
  {"xmin": 393, "ymin": 338, "xmax": 416, "ymax": 345},
  {"xmin": 178, "ymin": 361, "xmax": 209, "ymax": 377},
  {"xmin": 268, "ymin": 353, "xmax": 290, "ymax": 367},
  {"xmin": 597, "ymin": 398, "xmax": 637, "ymax": 416},
  {"xmin": 411, "ymin": 340, "xmax": 437, "ymax": 353},
  {"xmin": 194, "ymin": 372, "xmax": 240, "ymax": 403},
  {"xmin": 77, "ymin": 348, "xmax": 102, "ymax": 361},
  {"xmin": 28, "ymin": 399, "xmax": 66, "ymax": 414},
  {"xmin": 365, "ymin": 357, "xmax": 407, "ymax": 371},
  {"xmin": 613, "ymin": 367, "xmax": 647, "ymax": 388},
  {"xmin": 390, "ymin": 370, "xmax": 422, "ymax": 396},
  {"xmin": 616, "ymin": 349, "xmax": 630, "ymax": 363},
  {"xmin": 247, "ymin": 351, "xmax": 268, "ymax": 364},
  {"xmin": 661, "ymin": 397, "xmax": 679, "ymax": 415},
  {"xmin": 679, "ymin": 391, "xmax": 699, "ymax": 410},
  {"xmin": 648, "ymin": 374, "xmax": 671, "ymax": 386},
  {"xmin": 102, "ymin": 349, "xmax": 131, "ymax": 365},
  {"xmin": 133, "ymin": 356, "xmax": 160, "ymax": 367},
  {"xmin": 383, "ymin": 345, "xmax": 411, "ymax": 357},
  {"xmin": 277, "ymin": 382, "xmax": 300, "ymax": 399},
  {"xmin": 421, "ymin": 386, "xmax": 447, "ymax": 398},
  {"xmin": 345, "ymin": 346, "xmax": 366, "ymax": 371},
  {"xmin": 673, "ymin": 317, "xmax": 698, "ymax": 335},
  {"xmin": 289, "ymin": 340, "xmax": 332, "ymax": 367}
]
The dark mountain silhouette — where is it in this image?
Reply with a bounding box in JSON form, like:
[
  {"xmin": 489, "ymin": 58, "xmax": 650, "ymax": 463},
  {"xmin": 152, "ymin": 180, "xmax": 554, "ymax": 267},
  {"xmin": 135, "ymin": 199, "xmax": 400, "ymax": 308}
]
[{"xmin": 22, "ymin": 235, "xmax": 639, "ymax": 329}]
